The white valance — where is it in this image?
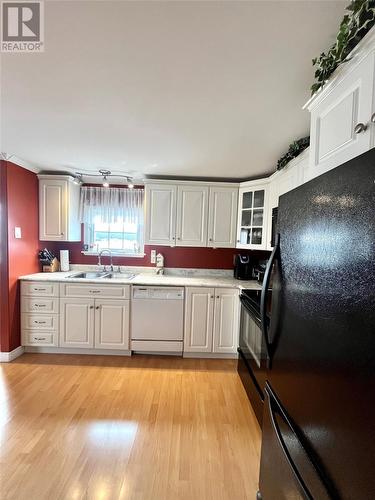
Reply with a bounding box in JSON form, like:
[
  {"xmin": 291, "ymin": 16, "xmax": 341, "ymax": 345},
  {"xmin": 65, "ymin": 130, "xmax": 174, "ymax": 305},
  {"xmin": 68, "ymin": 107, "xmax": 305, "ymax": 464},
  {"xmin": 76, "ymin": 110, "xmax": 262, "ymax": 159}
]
[{"xmin": 79, "ymin": 186, "xmax": 144, "ymax": 225}]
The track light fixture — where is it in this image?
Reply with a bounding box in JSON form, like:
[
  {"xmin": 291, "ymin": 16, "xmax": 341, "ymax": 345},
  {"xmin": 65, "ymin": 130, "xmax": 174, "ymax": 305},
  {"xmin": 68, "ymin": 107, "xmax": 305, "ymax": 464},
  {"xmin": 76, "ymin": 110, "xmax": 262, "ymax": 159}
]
[{"xmin": 74, "ymin": 170, "xmax": 134, "ymax": 188}]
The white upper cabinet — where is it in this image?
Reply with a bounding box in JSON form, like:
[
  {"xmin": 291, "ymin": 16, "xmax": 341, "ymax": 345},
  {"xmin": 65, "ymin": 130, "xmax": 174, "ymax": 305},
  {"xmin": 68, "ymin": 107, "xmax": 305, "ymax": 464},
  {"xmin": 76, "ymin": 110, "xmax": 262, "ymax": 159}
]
[
  {"xmin": 305, "ymin": 32, "xmax": 375, "ymax": 181},
  {"xmin": 38, "ymin": 175, "xmax": 81, "ymax": 241},
  {"xmin": 265, "ymin": 150, "xmax": 308, "ymax": 250},
  {"xmin": 145, "ymin": 182, "xmax": 238, "ymax": 248},
  {"xmin": 236, "ymin": 181, "xmax": 269, "ymax": 250},
  {"xmin": 208, "ymin": 187, "xmax": 238, "ymax": 248},
  {"xmin": 145, "ymin": 184, "xmax": 177, "ymax": 245},
  {"xmin": 176, "ymin": 185, "xmax": 208, "ymax": 247}
]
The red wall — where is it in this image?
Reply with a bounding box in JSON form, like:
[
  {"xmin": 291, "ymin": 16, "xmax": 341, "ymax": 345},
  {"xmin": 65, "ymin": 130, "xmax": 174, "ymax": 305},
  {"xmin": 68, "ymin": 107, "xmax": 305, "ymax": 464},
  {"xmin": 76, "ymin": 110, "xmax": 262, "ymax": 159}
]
[
  {"xmin": 42, "ymin": 234, "xmax": 270, "ymax": 270},
  {"xmin": 0, "ymin": 161, "xmax": 39, "ymax": 351}
]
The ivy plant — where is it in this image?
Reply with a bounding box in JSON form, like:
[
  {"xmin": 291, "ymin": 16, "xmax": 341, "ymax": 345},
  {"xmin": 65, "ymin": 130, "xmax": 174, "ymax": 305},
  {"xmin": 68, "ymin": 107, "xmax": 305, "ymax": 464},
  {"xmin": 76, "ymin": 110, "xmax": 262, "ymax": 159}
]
[
  {"xmin": 311, "ymin": 0, "xmax": 375, "ymax": 95},
  {"xmin": 276, "ymin": 137, "xmax": 310, "ymax": 171}
]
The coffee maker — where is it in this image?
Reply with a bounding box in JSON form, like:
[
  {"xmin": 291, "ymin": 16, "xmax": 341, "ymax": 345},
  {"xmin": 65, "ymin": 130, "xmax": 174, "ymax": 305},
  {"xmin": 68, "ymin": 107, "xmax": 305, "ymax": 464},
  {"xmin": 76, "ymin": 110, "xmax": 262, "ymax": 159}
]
[{"xmin": 233, "ymin": 254, "xmax": 254, "ymax": 280}]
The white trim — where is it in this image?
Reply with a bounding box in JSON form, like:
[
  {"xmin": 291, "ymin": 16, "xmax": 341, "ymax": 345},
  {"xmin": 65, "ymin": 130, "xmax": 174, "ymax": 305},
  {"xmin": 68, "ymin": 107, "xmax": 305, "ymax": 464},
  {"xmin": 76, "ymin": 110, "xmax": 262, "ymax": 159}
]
[
  {"xmin": 144, "ymin": 179, "xmax": 240, "ymax": 187},
  {"xmin": 183, "ymin": 352, "xmax": 238, "ymax": 359},
  {"xmin": 81, "ymin": 251, "xmax": 146, "ymax": 258},
  {"xmin": 239, "ymin": 176, "xmax": 271, "ymax": 189},
  {"xmin": 25, "ymin": 347, "xmax": 132, "ymax": 356},
  {"xmin": 3, "ymin": 155, "xmax": 41, "ymax": 173},
  {"xmin": 0, "ymin": 346, "xmax": 25, "ymax": 362}
]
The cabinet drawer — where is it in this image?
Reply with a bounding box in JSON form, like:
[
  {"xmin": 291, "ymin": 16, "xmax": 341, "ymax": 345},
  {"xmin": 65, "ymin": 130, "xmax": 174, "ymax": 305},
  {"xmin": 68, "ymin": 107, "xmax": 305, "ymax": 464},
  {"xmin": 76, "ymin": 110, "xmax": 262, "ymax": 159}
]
[
  {"xmin": 22, "ymin": 332, "xmax": 57, "ymax": 346},
  {"xmin": 60, "ymin": 283, "xmax": 130, "ymax": 299},
  {"xmin": 21, "ymin": 313, "xmax": 59, "ymax": 331},
  {"xmin": 21, "ymin": 297, "xmax": 59, "ymax": 314},
  {"xmin": 21, "ymin": 281, "xmax": 59, "ymax": 297}
]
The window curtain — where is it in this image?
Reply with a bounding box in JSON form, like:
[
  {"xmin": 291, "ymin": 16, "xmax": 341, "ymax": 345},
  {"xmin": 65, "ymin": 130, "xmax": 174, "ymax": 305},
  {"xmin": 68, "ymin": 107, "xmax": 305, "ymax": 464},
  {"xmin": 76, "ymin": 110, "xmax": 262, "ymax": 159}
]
[{"xmin": 79, "ymin": 186, "xmax": 145, "ymax": 244}]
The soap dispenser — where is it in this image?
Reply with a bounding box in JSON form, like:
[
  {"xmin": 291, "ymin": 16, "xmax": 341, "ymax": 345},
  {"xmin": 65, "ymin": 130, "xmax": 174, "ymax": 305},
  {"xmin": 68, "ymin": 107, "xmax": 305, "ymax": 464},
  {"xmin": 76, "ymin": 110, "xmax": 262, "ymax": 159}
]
[{"xmin": 156, "ymin": 253, "xmax": 164, "ymax": 275}]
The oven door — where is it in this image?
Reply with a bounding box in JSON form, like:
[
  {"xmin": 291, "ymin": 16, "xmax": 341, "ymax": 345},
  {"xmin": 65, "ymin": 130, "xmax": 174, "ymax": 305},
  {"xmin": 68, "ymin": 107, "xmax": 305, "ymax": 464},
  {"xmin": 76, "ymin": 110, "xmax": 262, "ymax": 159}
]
[{"xmin": 238, "ymin": 295, "xmax": 269, "ymax": 391}]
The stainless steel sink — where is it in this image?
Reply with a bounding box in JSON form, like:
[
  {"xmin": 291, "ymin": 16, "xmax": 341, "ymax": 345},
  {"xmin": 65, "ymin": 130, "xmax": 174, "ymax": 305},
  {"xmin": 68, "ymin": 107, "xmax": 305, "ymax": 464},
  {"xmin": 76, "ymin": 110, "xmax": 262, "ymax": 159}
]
[
  {"xmin": 104, "ymin": 272, "xmax": 136, "ymax": 280},
  {"xmin": 67, "ymin": 272, "xmax": 110, "ymax": 279},
  {"xmin": 66, "ymin": 271, "xmax": 136, "ymax": 280}
]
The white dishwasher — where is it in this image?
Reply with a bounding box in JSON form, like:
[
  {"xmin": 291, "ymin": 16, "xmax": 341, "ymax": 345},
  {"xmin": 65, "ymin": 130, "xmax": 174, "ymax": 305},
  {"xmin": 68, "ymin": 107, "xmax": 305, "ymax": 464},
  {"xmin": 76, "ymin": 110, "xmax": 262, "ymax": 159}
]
[{"xmin": 131, "ymin": 286, "xmax": 184, "ymax": 354}]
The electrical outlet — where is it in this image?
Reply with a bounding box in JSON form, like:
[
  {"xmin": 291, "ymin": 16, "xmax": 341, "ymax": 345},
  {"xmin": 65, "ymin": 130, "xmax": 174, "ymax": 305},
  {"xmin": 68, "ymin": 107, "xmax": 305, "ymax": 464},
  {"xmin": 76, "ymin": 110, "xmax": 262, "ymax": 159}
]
[
  {"xmin": 150, "ymin": 250, "xmax": 156, "ymax": 264},
  {"xmin": 14, "ymin": 227, "xmax": 22, "ymax": 239}
]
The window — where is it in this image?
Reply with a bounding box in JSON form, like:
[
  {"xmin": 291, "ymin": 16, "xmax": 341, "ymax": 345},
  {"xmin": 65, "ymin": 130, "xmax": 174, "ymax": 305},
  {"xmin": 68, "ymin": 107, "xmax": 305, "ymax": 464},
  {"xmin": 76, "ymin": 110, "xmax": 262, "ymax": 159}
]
[{"xmin": 80, "ymin": 186, "xmax": 144, "ymax": 256}]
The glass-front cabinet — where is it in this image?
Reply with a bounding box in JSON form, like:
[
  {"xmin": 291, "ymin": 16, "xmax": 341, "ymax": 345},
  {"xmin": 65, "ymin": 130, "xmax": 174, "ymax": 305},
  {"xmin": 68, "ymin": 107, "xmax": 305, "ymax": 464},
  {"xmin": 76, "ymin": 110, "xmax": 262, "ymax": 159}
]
[{"xmin": 236, "ymin": 182, "xmax": 269, "ymax": 249}]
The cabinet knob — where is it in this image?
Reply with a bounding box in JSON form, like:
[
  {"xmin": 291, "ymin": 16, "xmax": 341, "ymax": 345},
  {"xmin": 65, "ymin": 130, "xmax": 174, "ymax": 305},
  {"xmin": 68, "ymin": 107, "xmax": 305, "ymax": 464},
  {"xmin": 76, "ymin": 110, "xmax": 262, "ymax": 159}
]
[
  {"xmin": 236, "ymin": 239, "xmax": 240, "ymax": 243},
  {"xmin": 177, "ymin": 237, "xmax": 181, "ymax": 240},
  {"xmin": 354, "ymin": 122, "xmax": 368, "ymax": 134},
  {"xmin": 216, "ymin": 295, "xmax": 220, "ymax": 299},
  {"xmin": 89, "ymin": 306, "xmax": 94, "ymax": 309},
  {"xmin": 210, "ymin": 295, "xmax": 214, "ymax": 299},
  {"xmin": 95, "ymin": 306, "xmax": 100, "ymax": 310},
  {"xmin": 371, "ymin": 113, "xmax": 375, "ymax": 123},
  {"xmin": 209, "ymin": 238, "xmax": 213, "ymax": 242}
]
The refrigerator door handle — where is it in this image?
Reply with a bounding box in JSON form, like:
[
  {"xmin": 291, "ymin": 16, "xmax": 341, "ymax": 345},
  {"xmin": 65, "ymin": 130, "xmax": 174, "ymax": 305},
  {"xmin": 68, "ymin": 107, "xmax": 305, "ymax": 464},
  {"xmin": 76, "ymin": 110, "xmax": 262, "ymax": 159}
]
[
  {"xmin": 267, "ymin": 387, "xmax": 313, "ymax": 500},
  {"xmin": 260, "ymin": 233, "xmax": 279, "ymax": 361}
]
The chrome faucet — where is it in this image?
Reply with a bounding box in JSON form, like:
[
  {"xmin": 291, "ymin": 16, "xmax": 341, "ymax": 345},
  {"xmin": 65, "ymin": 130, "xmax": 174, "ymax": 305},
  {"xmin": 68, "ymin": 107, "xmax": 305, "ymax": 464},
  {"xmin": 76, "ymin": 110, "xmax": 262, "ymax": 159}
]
[{"xmin": 98, "ymin": 249, "xmax": 113, "ymax": 272}]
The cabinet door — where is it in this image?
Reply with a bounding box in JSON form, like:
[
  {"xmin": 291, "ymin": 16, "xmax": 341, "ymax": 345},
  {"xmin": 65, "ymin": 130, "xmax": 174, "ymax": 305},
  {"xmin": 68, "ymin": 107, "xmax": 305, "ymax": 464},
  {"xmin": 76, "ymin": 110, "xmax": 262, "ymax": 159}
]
[
  {"xmin": 208, "ymin": 187, "xmax": 238, "ymax": 248},
  {"xmin": 60, "ymin": 298, "xmax": 94, "ymax": 348},
  {"xmin": 145, "ymin": 184, "xmax": 177, "ymax": 245},
  {"xmin": 236, "ymin": 184, "xmax": 268, "ymax": 250},
  {"xmin": 213, "ymin": 289, "xmax": 239, "ymax": 354},
  {"xmin": 94, "ymin": 299, "xmax": 129, "ymax": 350},
  {"xmin": 39, "ymin": 179, "xmax": 67, "ymax": 241},
  {"xmin": 184, "ymin": 288, "xmax": 214, "ymax": 352},
  {"xmin": 176, "ymin": 185, "xmax": 208, "ymax": 247},
  {"xmin": 308, "ymin": 52, "xmax": 375, "ymax": 180}
]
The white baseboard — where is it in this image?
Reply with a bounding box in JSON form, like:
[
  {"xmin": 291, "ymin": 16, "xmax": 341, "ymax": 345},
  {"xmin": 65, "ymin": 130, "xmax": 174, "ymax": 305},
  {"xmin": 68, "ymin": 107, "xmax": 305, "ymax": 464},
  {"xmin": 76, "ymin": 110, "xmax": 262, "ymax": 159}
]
[
  {"xmin": 24, "ymin": 347, "xmax": 132, "ymax": 356},
  {"xmin": 183, "ymin": 352, "xmax": 238, "ymax": 359},
  {"xmin": 0, "ymin": 346, "xmax": 25, "ymax": 362}
]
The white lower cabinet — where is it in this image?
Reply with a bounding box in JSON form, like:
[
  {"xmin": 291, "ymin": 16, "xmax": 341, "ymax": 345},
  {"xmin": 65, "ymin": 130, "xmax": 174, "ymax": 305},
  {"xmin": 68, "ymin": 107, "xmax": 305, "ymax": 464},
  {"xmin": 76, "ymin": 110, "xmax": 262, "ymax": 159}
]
[
  {"xmin": 94, "ymin": 299, "xmax": 129, "ymax": 350},
  {"xmin": 184, "ymin": 288, "xmax": 214, "ymax": 352},
  {"xmin": 213, "ymin": 288, "xmax": 240, "ymax": 353},
  {"xmin": 184, "ymin": 287, "xmax": 239, "ymax": 354},
  {"xmin": 60, "ymin": 298, "xmax": 95, "ymax": 348},
  {"xmin": 21, "ymin": 281, "xmax": 59, "ymax": 347}
]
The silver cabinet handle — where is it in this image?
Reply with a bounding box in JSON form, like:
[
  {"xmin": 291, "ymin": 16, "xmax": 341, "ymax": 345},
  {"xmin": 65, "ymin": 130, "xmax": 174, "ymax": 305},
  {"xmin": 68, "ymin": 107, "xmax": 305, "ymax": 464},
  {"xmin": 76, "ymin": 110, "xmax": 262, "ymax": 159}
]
[
  {"xmin": 34, "ymin": 337, "xmax": 46, "ymax": 341},
  {"xmin": 371, "ymin": 113, "xmax": 375, "ymax": 123},
  {"xmin": 34, "ymin": 320, "xmax": 46, "ymax": 324},
  {"xmin": 354, "ymin": 122, "xmax": 368, "ymax": 134},
  {"xmin": 34, "ymin": 304, "xmax": 46, "ymax": 307},
  {"xmin": 89, "ymin": 290, "xmax": 100, "ymax": 294},
  {"xmin": 33, "ymin": 288, "xmax": 46, "ymax": 292}
]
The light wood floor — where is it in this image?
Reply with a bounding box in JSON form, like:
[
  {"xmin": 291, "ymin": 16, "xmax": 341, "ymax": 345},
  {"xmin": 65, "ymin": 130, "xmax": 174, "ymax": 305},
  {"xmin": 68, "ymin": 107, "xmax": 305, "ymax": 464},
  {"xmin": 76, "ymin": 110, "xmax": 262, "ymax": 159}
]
[{"xmin": 0, "ymin": 354, "xmax": 261, "ymax": 500}]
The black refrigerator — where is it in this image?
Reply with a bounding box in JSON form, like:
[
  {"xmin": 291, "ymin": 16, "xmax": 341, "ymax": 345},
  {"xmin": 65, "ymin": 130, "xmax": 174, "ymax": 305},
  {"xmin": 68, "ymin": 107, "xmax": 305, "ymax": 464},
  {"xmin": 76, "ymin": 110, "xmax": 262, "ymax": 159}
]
[{"xmin": 257, "ymin": 149, "xmax": 375, "ymax": 499}]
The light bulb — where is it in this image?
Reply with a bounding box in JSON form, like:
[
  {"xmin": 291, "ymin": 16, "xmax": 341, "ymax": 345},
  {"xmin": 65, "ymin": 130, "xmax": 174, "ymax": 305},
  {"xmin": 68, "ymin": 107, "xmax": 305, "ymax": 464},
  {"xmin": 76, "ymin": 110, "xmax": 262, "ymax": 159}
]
[
  {"xmin": 103, "ymin": 177, "xmax": 109, "ymax": 188},
  {"xmin": 128, "ymin": 183, "xmax": 134, "ymax": 189}
]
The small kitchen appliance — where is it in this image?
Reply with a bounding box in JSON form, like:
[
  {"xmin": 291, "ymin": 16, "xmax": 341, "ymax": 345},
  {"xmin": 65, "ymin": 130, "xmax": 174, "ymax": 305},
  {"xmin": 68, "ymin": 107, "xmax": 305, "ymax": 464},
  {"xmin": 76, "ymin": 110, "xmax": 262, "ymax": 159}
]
[{"xmin": 233, "ymin": 254, "xmax": 254, "ymax": 280}]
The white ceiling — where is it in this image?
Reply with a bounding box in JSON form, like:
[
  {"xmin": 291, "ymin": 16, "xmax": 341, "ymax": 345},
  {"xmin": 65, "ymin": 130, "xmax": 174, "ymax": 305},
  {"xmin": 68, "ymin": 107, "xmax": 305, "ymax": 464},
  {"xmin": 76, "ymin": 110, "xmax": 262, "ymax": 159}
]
[{"xmin": 1, "ymin": 1, "xmax": 346, "ymax": 180}]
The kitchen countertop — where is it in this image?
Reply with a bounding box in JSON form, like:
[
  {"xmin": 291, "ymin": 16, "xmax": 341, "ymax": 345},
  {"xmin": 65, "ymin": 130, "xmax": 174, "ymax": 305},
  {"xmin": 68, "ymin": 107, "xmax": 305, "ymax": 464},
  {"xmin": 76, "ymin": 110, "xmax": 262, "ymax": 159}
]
[{"xmin": 19, "ymin": 271, "xmax": 262, "ymax": 290}]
